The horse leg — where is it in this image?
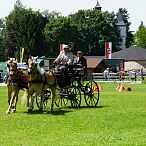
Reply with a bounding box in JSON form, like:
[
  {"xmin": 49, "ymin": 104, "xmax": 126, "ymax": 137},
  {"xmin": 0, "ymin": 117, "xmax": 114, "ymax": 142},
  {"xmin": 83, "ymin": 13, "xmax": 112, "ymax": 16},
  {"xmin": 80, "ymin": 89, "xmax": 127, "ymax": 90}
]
[
  {"xmin": 6, "ymin": 91, "xmax": 16, "ymax": 114},
  {"xmin": 39, "ymin": 92, "xmax": 45, "ymax": 111},
  {"xmin": 28, "ymin": 92, "xmax": 35, "ymax": 112},
  {"xmin": 7, "ymin": 86, "xmax": 12, "ymax": 105},
  {"xmin": 50, "ymin": 87, "xmax": 57, "ymax": 112},
  {"xmin": 11, "ymin": 91, "xmax": 19, "ymax": 113}
]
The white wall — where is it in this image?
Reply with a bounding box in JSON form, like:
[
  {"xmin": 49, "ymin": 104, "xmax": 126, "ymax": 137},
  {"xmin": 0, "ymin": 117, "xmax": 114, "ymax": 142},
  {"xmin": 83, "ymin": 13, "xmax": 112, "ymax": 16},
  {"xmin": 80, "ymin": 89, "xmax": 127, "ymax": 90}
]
[{"xmin": 125, "ymin": 61, "xmax": 146, "ymax": 72}]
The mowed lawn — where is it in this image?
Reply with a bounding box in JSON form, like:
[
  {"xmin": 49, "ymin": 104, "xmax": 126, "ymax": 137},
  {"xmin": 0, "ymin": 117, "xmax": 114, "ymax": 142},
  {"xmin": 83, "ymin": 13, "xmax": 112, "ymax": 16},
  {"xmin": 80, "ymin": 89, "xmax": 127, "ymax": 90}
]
[{"xmin": 0, "ymin": 83, "xmax": 146, "ymax": 146}]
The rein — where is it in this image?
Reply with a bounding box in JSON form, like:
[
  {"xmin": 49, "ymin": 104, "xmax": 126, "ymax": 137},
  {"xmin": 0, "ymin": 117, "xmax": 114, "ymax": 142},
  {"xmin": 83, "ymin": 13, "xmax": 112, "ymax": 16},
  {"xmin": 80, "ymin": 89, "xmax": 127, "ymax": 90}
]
[{"xmin": 28, "ymin": 67, "xmax": 45, "ymax": 83}]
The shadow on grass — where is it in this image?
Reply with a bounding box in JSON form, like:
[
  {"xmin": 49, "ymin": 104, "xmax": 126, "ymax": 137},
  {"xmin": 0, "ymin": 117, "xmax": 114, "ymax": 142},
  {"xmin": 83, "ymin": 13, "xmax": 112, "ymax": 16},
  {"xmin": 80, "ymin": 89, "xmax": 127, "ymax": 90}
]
[
  {"xmin": 24, "ymin": 108, "xmax": 72, "ymax": 116},
  {"xmin": 68, "ymin": 105, "xmax": 110, "ymax": 109}
]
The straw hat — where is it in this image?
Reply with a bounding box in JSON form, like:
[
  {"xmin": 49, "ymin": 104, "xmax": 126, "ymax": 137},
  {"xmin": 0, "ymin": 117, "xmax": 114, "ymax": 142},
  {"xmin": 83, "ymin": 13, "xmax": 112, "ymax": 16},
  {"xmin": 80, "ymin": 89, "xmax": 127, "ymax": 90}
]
[
  {"xmin": 77, "ymin": 51, "xmax": 82, "ymax": 54},
  {"xmin": 63, "ymin": 45, "xmax": 70, "ymax": 50}
]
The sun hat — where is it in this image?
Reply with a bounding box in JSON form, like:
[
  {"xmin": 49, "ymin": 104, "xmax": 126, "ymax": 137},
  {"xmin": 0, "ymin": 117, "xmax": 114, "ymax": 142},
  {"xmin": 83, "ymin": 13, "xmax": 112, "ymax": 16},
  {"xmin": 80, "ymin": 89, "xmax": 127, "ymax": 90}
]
[
  {"xmin": 77, "ymin": 51, "xmax": 82, "ymax": 54},
  {"xmin": 63, "ymin": 45, "xmax": 70, "ymax": 50}
]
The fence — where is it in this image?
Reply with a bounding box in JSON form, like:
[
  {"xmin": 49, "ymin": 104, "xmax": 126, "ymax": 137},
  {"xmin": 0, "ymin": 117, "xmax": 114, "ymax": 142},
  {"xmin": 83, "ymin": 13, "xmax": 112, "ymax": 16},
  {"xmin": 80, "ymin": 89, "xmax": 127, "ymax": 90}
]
[{"xmin": 92, "ymin": 72, "xmax": 146, "ymax": 82}]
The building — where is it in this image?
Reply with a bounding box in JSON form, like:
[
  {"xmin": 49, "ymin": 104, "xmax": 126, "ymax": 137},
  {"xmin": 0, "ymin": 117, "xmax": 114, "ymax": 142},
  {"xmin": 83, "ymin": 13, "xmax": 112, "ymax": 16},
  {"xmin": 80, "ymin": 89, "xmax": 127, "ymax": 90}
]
[
  {"xmin": 94, "ymin": 0, "xmax": 102, "ymax": 10},
  {"xmin": 94, "ymin": 1, "xmax": 127, "ymax": 50},
  {"xmin": 112, "ymin": 46, "xmax": 146, "ymax": 72},
  {"xmin": 116, "ymin": 12, "xmax": 127, "ymax": 50}
]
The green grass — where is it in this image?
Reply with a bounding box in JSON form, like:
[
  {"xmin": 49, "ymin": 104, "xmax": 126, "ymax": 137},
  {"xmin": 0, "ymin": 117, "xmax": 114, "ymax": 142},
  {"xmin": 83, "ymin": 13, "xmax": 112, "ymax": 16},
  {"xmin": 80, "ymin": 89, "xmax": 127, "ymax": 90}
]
[{"xmin": 0, "ymin": 83, "xmax": 146, "ymax": 146}]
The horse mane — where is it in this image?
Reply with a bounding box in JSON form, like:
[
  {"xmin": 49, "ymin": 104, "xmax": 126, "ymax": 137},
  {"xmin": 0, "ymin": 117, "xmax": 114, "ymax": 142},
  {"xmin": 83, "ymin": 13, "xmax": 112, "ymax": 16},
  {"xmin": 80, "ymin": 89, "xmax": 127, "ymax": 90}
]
[{"xmin": 28, "ymin": 56, "xmax": 45, "ymax": 75}]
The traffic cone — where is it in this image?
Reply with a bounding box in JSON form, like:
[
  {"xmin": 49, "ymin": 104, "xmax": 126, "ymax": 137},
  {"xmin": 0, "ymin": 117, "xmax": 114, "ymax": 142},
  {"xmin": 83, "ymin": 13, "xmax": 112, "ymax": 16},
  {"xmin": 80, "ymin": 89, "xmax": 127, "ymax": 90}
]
[
  {"xmin": 126, "ymin": 87, "xmax": 132, "ymax": 91},
  {"xmin": 94, "ymin": 84, "xmax": 99, "ymax": 92},
  {"xmin": 99, "ymin": 83, "xmax": 103, "ymax": 91},
  {"xmin": 119, "ymin": 84, "xmax": 125, "ymax": 92},
  {"xmin": 116, "ymin": 84, "xmax": 120, "ymax": 90}
]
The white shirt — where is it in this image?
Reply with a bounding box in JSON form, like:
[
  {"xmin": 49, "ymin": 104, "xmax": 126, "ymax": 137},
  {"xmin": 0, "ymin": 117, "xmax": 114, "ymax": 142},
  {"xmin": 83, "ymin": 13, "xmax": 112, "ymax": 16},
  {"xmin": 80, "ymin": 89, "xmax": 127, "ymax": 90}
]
[{"xmin": 55, "ymin": 50, "xmax": 73, "ymax": 65}]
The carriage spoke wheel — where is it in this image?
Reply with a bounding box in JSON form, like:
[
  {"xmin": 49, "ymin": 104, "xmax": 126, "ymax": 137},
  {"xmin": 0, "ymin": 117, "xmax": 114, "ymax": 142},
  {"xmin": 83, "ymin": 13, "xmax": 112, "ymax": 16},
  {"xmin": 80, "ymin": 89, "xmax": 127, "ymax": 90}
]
[
  {"xmin": 36, "ymin": 89, "xmax": 51, "ymax": 109},
  {"xmin": 84, "ymin": 80, "xmax": 99, "ymax": 107},
  {"xmin": 70, "ymin": 87, "xmax": 81, "ymax": 108},
  {"xmin": 55, "ymin": 96, "xmax": 68, "ymax": 108},
  {"xmin": 55, "ymin": 88, "xmax": 68, "ymax": 108}
]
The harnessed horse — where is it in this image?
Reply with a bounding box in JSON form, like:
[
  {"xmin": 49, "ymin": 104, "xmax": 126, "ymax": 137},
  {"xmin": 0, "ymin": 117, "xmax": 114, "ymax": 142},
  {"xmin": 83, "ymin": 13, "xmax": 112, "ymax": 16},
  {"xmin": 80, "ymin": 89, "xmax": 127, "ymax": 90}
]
[
  {"xmin": 6, "ymin": 58, "xmax": 29, "ymax": 114},
  {"xmin": 24, "ymin": 56, "xmax": 57, "ymax": 112}
]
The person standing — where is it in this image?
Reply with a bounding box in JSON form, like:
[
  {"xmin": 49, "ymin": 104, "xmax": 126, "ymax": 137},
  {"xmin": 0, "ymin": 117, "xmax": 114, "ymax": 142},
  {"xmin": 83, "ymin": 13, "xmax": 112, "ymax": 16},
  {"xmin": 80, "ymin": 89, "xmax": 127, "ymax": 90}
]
[
  {"xmin": 140, "ymin": 68, "xmax": 145, "ymax": 83},
  {"xmin": 103, "ymin": 68, "xmax": 109, "ymax": 81},
  {"xmin": 119, "ymin": 68, "xmax": 125, "ymax": 81}
]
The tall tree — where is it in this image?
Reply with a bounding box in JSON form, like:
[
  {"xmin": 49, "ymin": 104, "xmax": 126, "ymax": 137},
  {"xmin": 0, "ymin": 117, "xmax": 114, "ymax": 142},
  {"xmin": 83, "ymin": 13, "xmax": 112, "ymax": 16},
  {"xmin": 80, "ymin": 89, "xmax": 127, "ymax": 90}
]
[
  {"xmin": 44, "ymin": 9, "xmax": 121, "ymax": 56},
  {"xmin": 44, "ymin": 16, "xmax": 82, "ymax": 56},
  {"xmin": 3, "ymin": 0, "xmax": 48, "ymax": 61},
  {"xmin": 69, "ymin": 9, "xmax": 121, "ymax": 55},
  {"xmin": 134, "ymin": 22, "xmax": 146, "ymax": 49},
  {"xmin": 0, "ymin": 18, "xmax": 5, "ymax": 61}
]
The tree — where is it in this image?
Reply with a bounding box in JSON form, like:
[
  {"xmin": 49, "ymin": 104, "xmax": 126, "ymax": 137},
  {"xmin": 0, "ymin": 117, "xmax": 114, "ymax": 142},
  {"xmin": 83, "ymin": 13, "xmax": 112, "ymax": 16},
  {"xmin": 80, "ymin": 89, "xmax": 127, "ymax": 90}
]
[
  {"xmin": 3, "ymin": 0, "xmax": 48, "ymax": 61},
  {"xmin": 69, "ymin": 9, "xmax": 121, "ymax": 55},
  {"xmin": 134, "ymin": 22, "xmax": 146, "ymax": 49},
  {"xmin": 44, "ymin": 16, "xmax": 82, "ymax": 56},
  {"xmin": 44, "ymin": 9, "xmax": 121, "ymax": 56},
  {"xmin": 0, "ymin": 18, "xmax": 5, "ymax": 61}
]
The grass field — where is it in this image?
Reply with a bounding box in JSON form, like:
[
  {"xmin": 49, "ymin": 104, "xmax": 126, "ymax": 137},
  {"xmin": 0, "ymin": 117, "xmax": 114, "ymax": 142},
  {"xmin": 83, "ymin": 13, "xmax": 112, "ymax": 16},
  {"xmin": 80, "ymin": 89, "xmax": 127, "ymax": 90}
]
[{"xmin": 0, "ymin": 83, "xmax": 146, "ymax": 146}]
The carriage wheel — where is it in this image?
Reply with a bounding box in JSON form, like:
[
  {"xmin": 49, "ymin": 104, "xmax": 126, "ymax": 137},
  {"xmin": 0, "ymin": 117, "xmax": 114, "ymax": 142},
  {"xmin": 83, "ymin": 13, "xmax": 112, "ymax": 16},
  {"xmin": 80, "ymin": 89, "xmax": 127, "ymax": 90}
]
[
  {"xmin": 70, "ymin": 87, "xmax": 81, "ymax": 108},
  {"xmin": 36, "ymin": 89, "xmax": 51, "ymax": 109},
  {"xmin": 84, "ymin": 80, "xmax": 99, "ymax": 107},
  {"xmin": 55, "ymin": 96, "xmax": 68, "ymax": 108}
]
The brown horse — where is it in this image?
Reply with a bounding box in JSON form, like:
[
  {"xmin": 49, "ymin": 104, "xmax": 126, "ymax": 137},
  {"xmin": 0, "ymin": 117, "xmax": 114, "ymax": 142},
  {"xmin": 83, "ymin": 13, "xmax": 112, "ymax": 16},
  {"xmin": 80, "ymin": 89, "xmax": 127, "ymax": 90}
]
[
  {"xmin": 23, "ymin": 56, "xmax": 57, "ymax": 112},
  {"xmin": 6, "ymin": 58, "xmax": 29, "ymax": 114}
]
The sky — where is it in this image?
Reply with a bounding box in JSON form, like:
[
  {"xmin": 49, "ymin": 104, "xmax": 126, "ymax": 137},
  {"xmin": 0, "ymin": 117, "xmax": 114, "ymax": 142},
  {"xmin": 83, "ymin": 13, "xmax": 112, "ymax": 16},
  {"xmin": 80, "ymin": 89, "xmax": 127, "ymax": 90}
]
[{"xmin": 0, "ymin": 0, "xmax": 145, "ymax": 32}]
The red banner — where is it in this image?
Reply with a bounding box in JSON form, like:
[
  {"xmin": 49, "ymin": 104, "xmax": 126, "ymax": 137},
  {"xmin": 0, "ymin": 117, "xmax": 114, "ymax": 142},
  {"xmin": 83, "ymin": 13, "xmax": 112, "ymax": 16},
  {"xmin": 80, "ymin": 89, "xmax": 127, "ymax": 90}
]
[{"xmin": 105, "ymin": 42, "xmax": 112, "ymax": 59}]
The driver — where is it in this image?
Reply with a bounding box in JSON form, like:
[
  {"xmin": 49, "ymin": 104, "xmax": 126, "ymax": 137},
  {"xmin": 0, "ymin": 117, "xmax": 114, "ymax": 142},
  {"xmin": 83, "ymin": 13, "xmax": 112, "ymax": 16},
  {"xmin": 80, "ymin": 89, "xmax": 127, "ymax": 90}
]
[{"xmin": 53, "ymin": 44, "xmax": 73, "ymax": 72}]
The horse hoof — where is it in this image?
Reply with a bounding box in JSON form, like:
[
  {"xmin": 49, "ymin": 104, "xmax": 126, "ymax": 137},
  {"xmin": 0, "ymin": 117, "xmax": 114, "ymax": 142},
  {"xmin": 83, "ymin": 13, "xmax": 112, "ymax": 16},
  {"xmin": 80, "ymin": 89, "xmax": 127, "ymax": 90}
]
[
  {"xmin": 50, "ymin": 108, "xmax": 53, "ymax": 112},
  {"xmin": 39, "ymin": 108, "xmax": 43, "ymax": 111},
  {"xmin": 28, "ymin": 109, "xmax": 33, "ymax": 112},
  {"xmin": 11, "ymin": 109, "xmax": 16, "ymax": 113},
  {"xmin": 6, "ymin": 110, "xmax": 10, "ymax": 114}
]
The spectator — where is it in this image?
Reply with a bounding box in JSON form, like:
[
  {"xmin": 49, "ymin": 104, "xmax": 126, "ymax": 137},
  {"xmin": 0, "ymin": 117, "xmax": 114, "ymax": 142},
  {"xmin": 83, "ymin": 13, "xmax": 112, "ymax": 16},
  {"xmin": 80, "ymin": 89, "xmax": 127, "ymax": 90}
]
[
  {"xmin": 103, "ymin": 68, "xmax": 109, "ymax": 81},
  {"xmin": 140, "ymin": 68, "xmax": 145, "ymax": 83},
  {"xmin": 130, "ymin": 69, "xmax": 136, "ymax": 82},
  {"xmin": 119, "ymin": 68, "xmax": 125, "ymax": 81},
  {"xmin": 116, "ymin": 64, "xmax": 120, "ymax": 72}
]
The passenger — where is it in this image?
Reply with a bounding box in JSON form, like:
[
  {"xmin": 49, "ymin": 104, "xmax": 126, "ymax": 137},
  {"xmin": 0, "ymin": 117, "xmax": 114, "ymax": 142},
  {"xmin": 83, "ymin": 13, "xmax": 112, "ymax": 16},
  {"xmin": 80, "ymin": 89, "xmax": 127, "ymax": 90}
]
[{"xmin": 74, "ymin": 51, "xmax": 87, "ymax": 74}]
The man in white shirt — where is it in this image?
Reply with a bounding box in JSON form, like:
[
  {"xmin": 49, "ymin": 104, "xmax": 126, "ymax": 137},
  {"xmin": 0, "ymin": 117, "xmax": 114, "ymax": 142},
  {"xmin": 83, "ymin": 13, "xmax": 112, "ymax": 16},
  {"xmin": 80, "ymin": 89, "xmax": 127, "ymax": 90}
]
[
  {"xmin": 53, "ymin": 44, "xmax": 74, "ymax": 86},
  {"xmin": 54, "ymin": 44, "xmax": 74, "ymax": 71},
  {"xmin": 54, "ymin": 45, "xmax": 73, "ymax": 66}
]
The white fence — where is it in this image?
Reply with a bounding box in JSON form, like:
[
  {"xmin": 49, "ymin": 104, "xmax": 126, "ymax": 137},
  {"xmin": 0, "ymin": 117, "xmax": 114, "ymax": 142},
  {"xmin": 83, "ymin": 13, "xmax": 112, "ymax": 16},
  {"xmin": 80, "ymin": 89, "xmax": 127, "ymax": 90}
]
[{"xmin": 92, "ymin": 72, "xmax": 146, "ymax": 81}]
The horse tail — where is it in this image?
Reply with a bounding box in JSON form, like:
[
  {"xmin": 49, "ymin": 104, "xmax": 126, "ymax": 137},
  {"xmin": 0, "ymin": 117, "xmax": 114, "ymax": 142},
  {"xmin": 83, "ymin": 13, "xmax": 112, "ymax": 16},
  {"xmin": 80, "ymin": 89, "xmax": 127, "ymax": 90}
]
[{"xmin": 21, "ymin": 89, "xmax": 29, "ymax": 104}]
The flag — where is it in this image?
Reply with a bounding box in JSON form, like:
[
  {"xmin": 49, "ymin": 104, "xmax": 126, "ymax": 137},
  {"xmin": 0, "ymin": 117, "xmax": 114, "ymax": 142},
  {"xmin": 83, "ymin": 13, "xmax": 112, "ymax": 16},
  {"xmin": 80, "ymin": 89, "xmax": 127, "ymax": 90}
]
[
  {"xmin": 60, "ymin": 44, "xmax": 65, "ymax": 52},
  {"xmin": 21, "ymin": 48, "xmax": 24, "ymax": 62},
  {"xmin": 20, "ymin": 48, "xmax": 24, "ymax": 63},
  {"xmin": 105, "ymin": 42, "xmax": 112, "ymax": 59}
]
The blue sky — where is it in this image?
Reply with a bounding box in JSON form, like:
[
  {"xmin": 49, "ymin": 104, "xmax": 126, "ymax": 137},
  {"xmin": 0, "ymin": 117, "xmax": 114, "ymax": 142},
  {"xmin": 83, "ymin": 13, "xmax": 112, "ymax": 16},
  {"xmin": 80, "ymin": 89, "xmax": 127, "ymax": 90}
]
[{"xmin": 0, "ymin": 0, "xmax": 145, "ymax": 32}]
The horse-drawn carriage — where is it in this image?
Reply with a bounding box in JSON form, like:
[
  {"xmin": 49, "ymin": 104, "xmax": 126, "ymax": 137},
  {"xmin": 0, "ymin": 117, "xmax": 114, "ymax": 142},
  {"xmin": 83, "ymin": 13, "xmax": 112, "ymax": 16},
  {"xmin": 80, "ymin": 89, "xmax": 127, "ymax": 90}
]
[
  {"xmin": 36, "ymin": 63, "xmax": 100, "ymax": 109},
  {"xmin": 6, "ymin": 57, "xmax": 100, "ymax": 114}
]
